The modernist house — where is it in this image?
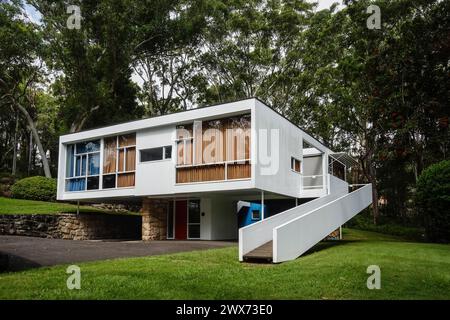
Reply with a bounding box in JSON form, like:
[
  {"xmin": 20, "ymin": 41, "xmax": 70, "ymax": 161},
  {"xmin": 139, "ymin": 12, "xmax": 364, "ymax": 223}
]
[{"xmin": 57, "ymin": 98, "xmax": 372, "ymax": 262}]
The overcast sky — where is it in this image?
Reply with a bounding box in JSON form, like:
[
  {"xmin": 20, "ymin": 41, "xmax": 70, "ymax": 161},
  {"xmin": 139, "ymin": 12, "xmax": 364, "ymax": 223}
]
[
  {"xmin": 23, "ymin": 0, "xmax": 344, "ymax": 88},
  {"xmin": 23, "ymin": 1, "xmax": 344, "ymax": 23},
  {"xmin": 308, "ymin": 0, "xmax": 344, "ymax": 11}
]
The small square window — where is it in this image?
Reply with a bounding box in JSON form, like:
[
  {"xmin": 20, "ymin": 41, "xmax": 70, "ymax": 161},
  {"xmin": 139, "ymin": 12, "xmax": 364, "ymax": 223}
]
[
  {"xmin": 252, "ymin": 209, "xmax": 261, "ymax": 220},
  {"xmin": 291, "ymin": 157, "xmax": 301, "ymax": 173}
]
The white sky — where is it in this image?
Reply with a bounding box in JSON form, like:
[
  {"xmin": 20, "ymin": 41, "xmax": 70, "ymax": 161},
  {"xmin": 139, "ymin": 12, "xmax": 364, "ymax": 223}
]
[
  {"xmin": 23, "ymin": 1, "xmax": 344, "ymax": 23},
  {"xmin": 309, "ymin": 0, "xmax": 344, "ymax": 11}
]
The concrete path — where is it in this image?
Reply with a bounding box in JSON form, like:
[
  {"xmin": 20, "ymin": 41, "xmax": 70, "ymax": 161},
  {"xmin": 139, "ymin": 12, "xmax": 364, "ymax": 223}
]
[{"xmin": 0, "ymin": 235, "xmax": 236, "ymax": 272}]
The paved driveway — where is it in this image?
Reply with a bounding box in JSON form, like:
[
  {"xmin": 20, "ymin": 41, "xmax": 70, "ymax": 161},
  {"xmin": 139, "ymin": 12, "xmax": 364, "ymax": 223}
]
[{"xmin": 0, "ymin": 236, "xmax": 236, "ymax": 272}]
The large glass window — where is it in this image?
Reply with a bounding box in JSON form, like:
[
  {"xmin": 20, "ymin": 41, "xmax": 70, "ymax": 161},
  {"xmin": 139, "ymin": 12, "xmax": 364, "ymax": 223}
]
[
  {"xmin": 65, "ymin": 140, "xmax": 100, "ymax": 191},
  {"xmin": 102, "ymin": 133, "xmax": 136, "ymax": 188}
]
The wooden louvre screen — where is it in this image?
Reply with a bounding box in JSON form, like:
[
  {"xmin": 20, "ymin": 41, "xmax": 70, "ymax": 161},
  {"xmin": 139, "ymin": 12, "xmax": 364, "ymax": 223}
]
[
  {"xmin": 117, "ymin": 172, "xmax": 135, "ymax": 187},
  {"xmin": 176, "ymin": 114, "xmax": 251, "ymax": 183},
  {"xmin": 176, "ymin": 164, "xmax": 225, "ymax": 183}
]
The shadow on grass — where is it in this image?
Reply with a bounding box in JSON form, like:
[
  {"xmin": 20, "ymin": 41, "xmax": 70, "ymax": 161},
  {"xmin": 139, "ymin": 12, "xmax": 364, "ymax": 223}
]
[
  {"xmin": 0, "ymin": 251, "xmax": 42, "ymax": 273},
  {"xmin": 302, "ymin": 240, "xmax": 356, "ymax": 257}
]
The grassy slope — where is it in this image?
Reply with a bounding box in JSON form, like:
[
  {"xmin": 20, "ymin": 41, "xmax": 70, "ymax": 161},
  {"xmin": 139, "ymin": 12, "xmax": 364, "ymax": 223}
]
[
  {"xmin": 0, "ymin": 229, "xmax": 449, "ymax": 300},
  {"xmin": 0, "ymin": 197, "xmax": 137, "ymax": 215}
]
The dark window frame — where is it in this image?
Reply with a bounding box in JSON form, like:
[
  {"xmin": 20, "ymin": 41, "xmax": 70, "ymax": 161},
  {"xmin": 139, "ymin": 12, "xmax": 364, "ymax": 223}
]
[
  {"xmin": 252, "ymin": 209, "xmax": 261, "ymax": 220},
  {"xmin": 291, "ymin": 157, "xmax": 301, "ymax": 173}
]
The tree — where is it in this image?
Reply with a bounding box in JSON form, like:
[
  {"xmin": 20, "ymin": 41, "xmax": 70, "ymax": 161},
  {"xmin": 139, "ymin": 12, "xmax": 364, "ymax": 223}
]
[
  {"xmin": 0, "ymin": 1, "xmax": 52, "ymax": 178},
  {"xmin": 321, "ymin": 0, "xmax": 449, "ymax": 223}
]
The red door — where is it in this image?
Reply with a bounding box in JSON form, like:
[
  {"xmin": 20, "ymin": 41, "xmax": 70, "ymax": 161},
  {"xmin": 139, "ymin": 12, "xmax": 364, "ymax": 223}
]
[{"xmin": 175, "ymin": 200, "xmax": 187, "ymax": 240}]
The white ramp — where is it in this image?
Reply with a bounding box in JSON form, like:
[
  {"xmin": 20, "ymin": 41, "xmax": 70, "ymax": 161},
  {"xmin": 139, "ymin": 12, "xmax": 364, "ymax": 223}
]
[
  {"xmin": 273, "ymin": 184, "xmax": 372, "ymax": 262},
  {"xmin": 239, "ymin": 175, "xmax": 372, "ymax": 263}
]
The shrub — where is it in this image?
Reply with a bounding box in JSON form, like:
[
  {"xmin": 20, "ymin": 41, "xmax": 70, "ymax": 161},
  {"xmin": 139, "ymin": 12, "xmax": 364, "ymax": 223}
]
[
  {"xmin": 346, "ymin": 210, "xmax": 424, "ymax": 241},
  {"xmin": 11, "ymin": 176, "xmax": 57, "ymax": 202},
  {"xmin": 415, "ymin": 160, "xmax": 450, "ymax": 243}
]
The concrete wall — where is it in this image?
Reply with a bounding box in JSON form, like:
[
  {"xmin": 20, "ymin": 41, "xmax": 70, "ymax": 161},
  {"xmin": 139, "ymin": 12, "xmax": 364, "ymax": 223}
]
[{"xmin": 253, "ymin": 100, "xmax": 303, "ymax": 198}]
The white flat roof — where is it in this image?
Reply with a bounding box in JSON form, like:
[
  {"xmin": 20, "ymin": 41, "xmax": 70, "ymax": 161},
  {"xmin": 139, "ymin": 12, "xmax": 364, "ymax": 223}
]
[{"xmin": 60, "ymin": 98, "xmax": 255, "ymax": 144}]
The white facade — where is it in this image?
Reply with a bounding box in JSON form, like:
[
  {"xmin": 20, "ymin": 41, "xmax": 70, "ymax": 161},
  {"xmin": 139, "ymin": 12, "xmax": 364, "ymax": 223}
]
[
  {"xmin": 57, "ymin": 98, "xmax": 359, "ymax": 246},
  {"xmin": 57, "ymin": 98, "xmax": 332, "ymax": 202}
]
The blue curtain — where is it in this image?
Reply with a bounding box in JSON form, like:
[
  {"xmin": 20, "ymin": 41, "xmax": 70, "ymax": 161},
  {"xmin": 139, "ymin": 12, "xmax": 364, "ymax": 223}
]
[
  {"xmin": 66, "ymin": 145, "xmax": 74, "ymax": 177},
  {"xmin": 66, "ymin": 178, "xmax": 86, "ymax": 191}
]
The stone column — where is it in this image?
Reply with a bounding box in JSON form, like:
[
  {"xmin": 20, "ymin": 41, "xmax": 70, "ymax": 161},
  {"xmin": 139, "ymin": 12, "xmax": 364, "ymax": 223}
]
[{"xmin": 142, "ymin": 199, "xmax": 169, "ymax": 241}]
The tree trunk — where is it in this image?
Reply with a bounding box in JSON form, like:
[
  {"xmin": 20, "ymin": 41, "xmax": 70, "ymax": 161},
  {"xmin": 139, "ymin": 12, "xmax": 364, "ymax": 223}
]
[
  {"xmin": 12, "ymin": 112, "xmax": 19, "ymax": 176},
  {"xmin": 360, "ymin": 147, "xmax": 379, "ymax": 225},
  {"xmin": 28, "ymin": 130, "xmax": 33, "ymax": 175},
  {"xmin": 368, "ymin": 172, "xmax": 379, "ymax": 225},
  {"xmin": 69, "ymin": 105, "xmax": 100, "ymax": 133},
  {"xmin": 15, "ymin": 101, "xmax": 52, "ymax": 178}
]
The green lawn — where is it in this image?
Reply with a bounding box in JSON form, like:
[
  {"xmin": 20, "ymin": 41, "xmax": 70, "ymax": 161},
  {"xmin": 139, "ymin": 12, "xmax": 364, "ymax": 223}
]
[
  {"xmin": 0, "ymin": 197, "xmax": 137, "ymax": 215},
  {"xmin": 1, "ymin": 229, "xmax": 449, "ymax": 299}
]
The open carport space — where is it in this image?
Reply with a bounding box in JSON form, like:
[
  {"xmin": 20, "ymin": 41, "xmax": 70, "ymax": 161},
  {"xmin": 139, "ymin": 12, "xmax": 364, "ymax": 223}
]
[{"xmin": 0, "ymin": 236, "xmax": 236, "ymax": 272}]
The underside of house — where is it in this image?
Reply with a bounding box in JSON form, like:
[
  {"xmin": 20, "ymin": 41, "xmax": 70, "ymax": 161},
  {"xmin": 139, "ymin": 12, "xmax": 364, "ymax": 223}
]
[{"xmin": 57, "ymin": 98, "xmax": 372, "ymax": 263}]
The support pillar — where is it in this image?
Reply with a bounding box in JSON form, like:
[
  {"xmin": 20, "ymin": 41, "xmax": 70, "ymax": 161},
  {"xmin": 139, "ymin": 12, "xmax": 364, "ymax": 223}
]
[
  {"xmin": 261, "ymin": 190, "xmax": 265, "ymax": 219},
  {"xmin": 141, "ymin": 198, "xmax": 169, "ymax": 241}
]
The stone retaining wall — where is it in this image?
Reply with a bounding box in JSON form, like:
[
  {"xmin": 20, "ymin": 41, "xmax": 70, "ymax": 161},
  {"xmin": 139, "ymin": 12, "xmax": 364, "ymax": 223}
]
[{"xmin": 0, "ymin": 213, "xmax": 141, "ymax": 240}]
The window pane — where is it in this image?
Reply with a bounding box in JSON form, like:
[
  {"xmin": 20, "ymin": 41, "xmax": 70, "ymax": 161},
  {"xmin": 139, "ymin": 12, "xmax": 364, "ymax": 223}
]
[
  {"xmin": 119, "ymin": 133, "xmax": 136, "ymax": 147},
  {"xmin": 140, "ymin": 147, "xmax": 163, "ymax": 162},
  {"xmin": 103, "ymin": 174, "xmax": 116, "ymax": 189},
  {"xmin": 66, "ymin": 178, "xmax": 85, "ymax": 191},
  {"xmin": 252, "ymin": 210, "xmax": 260, "ymax": 220},
  {"xmin": 164, "ymin": 146, "xmax": 172, "ymax": 159},
  {"xmin": 88, "ymin": 153, "xmax": 100, "ymax": 175},
  {"xmin": 66, "ymin": 145, "xmax": 74, "ymax": 177},
  {"xmin": 76, "ymin": 140, "xmax": 100, "ymax": 154},
  {"xmin": 188, "ymin": 200, "xmax": 200, "ymax": 223},
  {"xmin": 87, "ymin": 176, "xmax": 99, "ymax": 190},
  {"xmin": 103, "ymin": 137, "xmax": 117, "ymax": 174},
  {"xmin": 188, "ymin": 224, "xmax": 200, "ymax": 239},
  {"xmin": 75, "ymin": 155, "xmax": 86, "ymax": 176},
  {"xmin": 118, "ymin": 149, "xmax": 125, "ymax": 172},
  {"xmin": 81, "ymin": 155, "xmax": 87, "ymax": 176},
  {"xmin": 125, "ymin": 147, "xmax": 136, "ymax": 171}
]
